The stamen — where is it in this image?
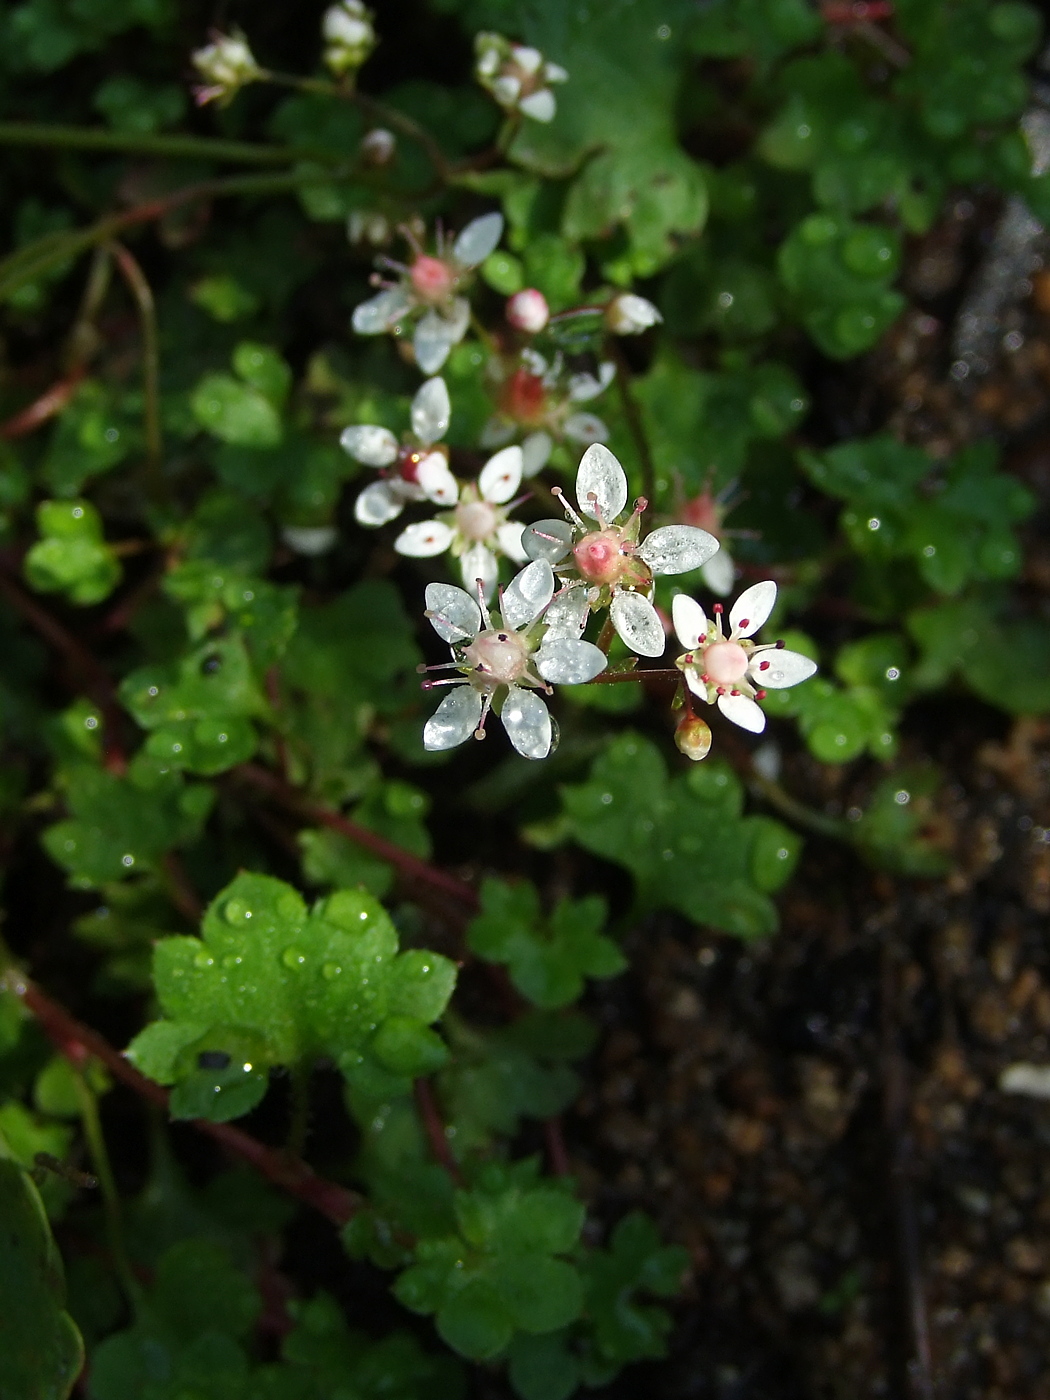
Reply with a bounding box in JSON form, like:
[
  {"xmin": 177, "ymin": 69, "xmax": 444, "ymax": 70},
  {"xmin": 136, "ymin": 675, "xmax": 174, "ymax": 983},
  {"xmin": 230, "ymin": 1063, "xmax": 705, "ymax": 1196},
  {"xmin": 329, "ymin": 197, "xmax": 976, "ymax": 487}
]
[
  {"xmin": 755, "ymin": 690, "xmax": 767, "ymax": 700},
  {"xmin": 713, "ymin": 604, "xmax": 723, "ymax": 614},
  {"xmin": 474, "ymin": 577, "xmax": 492, "ymax": 629},
  {"xmin": 473, "ymin": 691, "xmax": 493, "ymax": 740},
  {"xmin": 416, "ymin": 661, "xmax": 461, "ymax": 673},
  {"xmin": 620, "ymin": 496, "xmax": 648, "ymax": 535},
  {"xmin": 776, "ymin": 639, "xmax": 785, "ymax": 648},
  {"xmin": 584, "ymin": 489, "xmax": 607, "ymax": 530},
  {"xmin": 420, "ymin": 677, "xmax": 465, "ymax": 690},
  {"xmin": 550, "ymin": 486, "xmax": 586, "ymax": 531}
]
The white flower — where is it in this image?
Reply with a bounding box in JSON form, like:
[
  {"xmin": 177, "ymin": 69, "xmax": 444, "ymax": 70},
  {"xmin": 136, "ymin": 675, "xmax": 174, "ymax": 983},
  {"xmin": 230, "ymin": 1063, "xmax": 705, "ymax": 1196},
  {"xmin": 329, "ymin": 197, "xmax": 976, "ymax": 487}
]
[
  {"xmin": 605, "ymin": 293, "xmax": 662, "ymax": 336},
  {"xmin": 322, "ymin": 0, "xmax": 376, "ymax": 74},
  {"xmin": 281, "ymin": 525, "xmax": 338, "ymax": 556},
  {"xmin": 480, "ymin": 351, "xmax": 613, "ymax": 470},
  {"xmin": 351, "ymin": 213, "xmax": 504, "ymax": 373},
  {"xmin": 521, "ymin": 444, "xmax": 719, "ymax": 658},
  {"xmin": 343, "ymin": 377, "xmax": 456, "ymax": 527},
  {"xmin": 474, "ymin": 32, "xmax": 568, "ymax": 123},
  {"xmin": 506, "ymin": 288, "xmax": 550, "ymax": 333},
  {"xmin": 191, "ymin": 29, "xmax": 263, "ymax": 106},
  {"xmin": 421, "ymin": 561, "xmax": 607, "ymax": 759},
  {"xmin": 394, "ymin": 445, "xmax": 528, "ymax": 599},
  {"xmin": 672, "ymin": 582, "xmax": 817, "ymax": 734},
  {"xmin": 360, "ymin": 127, "xmax": 396, "ymax": 165}
]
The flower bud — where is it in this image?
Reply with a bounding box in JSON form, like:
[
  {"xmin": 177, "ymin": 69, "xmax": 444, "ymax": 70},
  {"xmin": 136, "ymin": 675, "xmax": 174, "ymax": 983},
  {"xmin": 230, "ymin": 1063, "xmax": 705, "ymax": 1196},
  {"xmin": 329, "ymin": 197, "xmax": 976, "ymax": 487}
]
[
  {"xmin": 506, "ymin": 288, "xmax": 550, "ymax": 334},
  {"xmin": 605, "ymin": 293, "xmax": 662, "ymax": 336},
  {"xmin": 191, "ymin": 29, "xmax": 263, "ymax": 107},
  {"xmin": 360, "ymin": 127, "xmax": 396, "ymax": 165},
  {"xmin": 322, "ymin": 0, "xmax": 376, "ymax": 76},
  {"xmin": 675, "ymin": 713, "xmax": 713, "ymax": 762}
]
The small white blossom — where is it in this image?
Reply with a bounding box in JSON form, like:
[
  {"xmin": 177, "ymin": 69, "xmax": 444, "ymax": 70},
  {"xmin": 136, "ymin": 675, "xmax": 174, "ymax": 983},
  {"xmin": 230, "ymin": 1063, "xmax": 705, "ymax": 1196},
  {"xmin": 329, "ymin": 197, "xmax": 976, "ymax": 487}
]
[
  {"xmin": 394, "ymin": 444, "xmax": 528, "ymax": 599},
  {"xmin": 421, "ymin": 561, "xmax": 607, "ymax": 759},
  {"xmin": 191, "ymin": 29, "xmax": 263, "ymax": 106},
  {"xmin": 521, "ymin": 445, "xmax": 719, "ymax": 657},
  {"xmin": 605, "ymin": 293, "xmax": 662, "ymax": 336},
  {"xmin": 506, "ymin": 288, "xmax": 550, "ymax": 334},
  {"xmin": 480, "ymin": 350, "xmax": 614, "ymax": 472},
  {"xmin": 322, "ymin": 0, "xmax": 376, "ymax": 76},
  {"xmin": 343, "ymin": 377, "xmax": 456, "ymax": 527},
  {"xmin": 360, "ymin": 127, "xmax": 396, "ymax": 165},
  {"xmin": 281, "ymin": 524, "xmax": 339, "ymax": 557},
  {"xmin": 352, "ymin": 213, "xmax": 504, "ymax": 373},
  {"xmin": 672, "ymin": 582, "xmax": 817, "ymax": 735},
  {"xmin": 475, "ymin": 32, "xmax": 568, "ymax": 123}
]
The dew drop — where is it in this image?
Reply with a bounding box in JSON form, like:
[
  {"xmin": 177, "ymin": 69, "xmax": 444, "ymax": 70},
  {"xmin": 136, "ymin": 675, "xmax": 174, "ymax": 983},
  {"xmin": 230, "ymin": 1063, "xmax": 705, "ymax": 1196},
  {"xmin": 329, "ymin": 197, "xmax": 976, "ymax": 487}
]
[
  {"xmin": 194, "ymin": 950, "xmax": 215, "ymax": 969},
  {"xmin": 282, "ymin": 947, "xmax": 307, "ymax": 969},
  {"xmin": 224, "ymin": 899, "xmax": 252, "ymax": 923},
  {"xmin": 322, "ymin": 962, "xmax": 342, "ymax": 980}
]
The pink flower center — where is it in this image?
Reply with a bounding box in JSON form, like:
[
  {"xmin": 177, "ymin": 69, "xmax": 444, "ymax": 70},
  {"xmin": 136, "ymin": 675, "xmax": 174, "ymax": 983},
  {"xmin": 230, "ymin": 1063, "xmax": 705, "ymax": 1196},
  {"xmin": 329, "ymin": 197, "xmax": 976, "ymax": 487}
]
[
  {"xmin": 463, "ymin": 628, "xmax": 528, "ymax": 684},
  {"xmin": 456, "ymin": 500, "xmax": 498, "ymax": 541},
  {"xmin": 410, "ymin": 255, "xmax": 454, "ymax": 302},
  {"xmin": 573, "ymin": 530, "xmax": 625, "ymax": 585},
  {"xmin": 703, "ymin": 640, "xmax": 749, "ymax": 684}
]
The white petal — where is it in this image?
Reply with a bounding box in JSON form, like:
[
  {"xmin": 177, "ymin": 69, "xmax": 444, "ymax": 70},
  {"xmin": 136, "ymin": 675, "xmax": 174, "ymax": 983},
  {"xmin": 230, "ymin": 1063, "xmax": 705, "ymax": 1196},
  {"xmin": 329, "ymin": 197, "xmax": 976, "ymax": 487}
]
[
  {"xmin": 638, "ymin": 526, "xmax": 720, "ymax": 576},
  {"xmin": 281, "ymin": 525, "xmax": 337, "ymax": 556},
  {"xmin": 394, "ymin": 520, "xmax": 454, "ymax": 557},
  {"xmin": 701, "ymin": 547, "xmax": 735, "ymax": 597},
  {"xmin": 416, "ymin": 452, "xmax": 459, "ymax": 505},
  {"xmin": 452, "ymin": 212, "xmax": 504, "ymax": 268},
  {"xmin": 414, "ymin": 313, "xmax": 458, "ymax": 374},
  {"xmin": 521, "ymin": 518, "xmax": 573, "ymax": 564},
  {"xmin": 460, "ymin": 542, "xmax": 499, "ymax": 601},
  {"xmin": 567, "ymin": 362, "xmax": 615, "ymax": 403},
  {"xmin": 497, "ymin": 521, "xmax": 528, "ymax": 563},
  {"xmin": 749, "ymin": 647, "xmax": 817, "ymax": 689},
  {"xmin": 492, "ymin": 73, "xmax": 522, "ymax": 105},
  {"xmin": 536, "ymin": 638, "xmax": 607, "ymax": 684},
  {"xmin": 684, "ymin": 667, "xmax": 709, "ymax": 701},
  {"xmin": 610, "ymin": 591, "xmax": 664, "ymax": 658},
  {"xmin": 544, "ymin": 61, "xmax": 568, "ymax": 82},
  {"xmin": 351, "ymin": 286, "xmax": 414, "ymax": 333},
  {"xmin": 512, "ymin": 45, "xmax": 543, "ymax": 74},
  {"xmin": 519, "ymin": 88, "xmax": 556, "ymax": 122},
  {"xmin": 576, "ymin": 443, "xmax": 627, "ymax": 523},
  {"xmin": 354, "ymin": 480, "xmax": 405, "ymax": 526},
  {"xmin": 521, "ymin": 430, "xmax": 552, "ymax": 477},
  {"xmin": 411, "ymin": 377, "xmax": 451, "ymax": 445},
  {"xmin": 425, "ymin": 581, "xmax": 481, "ymax": 643},
  {"xmin": 339, "ymin": 423, "xmax": 398, "ymax": 466},
  {"xmin": 671, "ymin": 594, "xmax": 708, "ymax": 650},
  {"xmin": 501, "ymin": 559, "xmax": 555, "ymax": 630},
  {"xmin": 730, "ymin": 581, "xmax": 777, "ymax": 638},
  {"xmin": 478, "ymin": 445, "xmax": 523, "ymax": 504},
  {"xmin": 500, "ymin": 685, "xmax": 552, "ymax": 760},
  {"xmin": 424, "ymin": 686, "xmax": 483, "ymax": 751},
  {"xmin": 563, "ymin": 412, "xmax": 608, "ymax": 444},
  {"xmin": 543, "ymin": 586, "xmax": 590, "ymax": 640},
  {"xmin": 717, "ymin": 693, "xmax": 766, "ymax": 733}
]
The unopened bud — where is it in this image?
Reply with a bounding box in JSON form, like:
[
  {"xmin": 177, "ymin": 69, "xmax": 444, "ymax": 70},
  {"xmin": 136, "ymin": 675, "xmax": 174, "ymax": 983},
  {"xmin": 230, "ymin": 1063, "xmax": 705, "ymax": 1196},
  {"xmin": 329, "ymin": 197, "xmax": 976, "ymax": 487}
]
[
  {"xmin": 360, "ymin": 127, "xmax": 396, "ymax": 165},
  {"xmin": 506, "ymin": 288, "xmax": 550, "ymax": 334},
  {"xmin": 191, "ymin": 29, "xmax": 263, "ymax": 106},
  {"xmin": 605, "ymin": 292, "xmax": 662, "ymax": 335},
  {"xmin": 322, "ymin": 0, "xmax": 376, "ymax": 76},
  {"xmin": 675, "ymin": 713, "xmax": 712, "ymax": 762}
]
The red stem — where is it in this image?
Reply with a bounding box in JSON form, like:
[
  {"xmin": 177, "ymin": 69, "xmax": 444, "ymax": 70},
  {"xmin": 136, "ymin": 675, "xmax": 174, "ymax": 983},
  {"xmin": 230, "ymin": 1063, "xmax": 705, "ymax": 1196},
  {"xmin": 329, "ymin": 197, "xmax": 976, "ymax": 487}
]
[
  {"xmin": 414, "ymin": 1077, "xmax": 464, "ymax": 1186},
  {"xmin": 0, "ymin": 367, "xmax": 86, "ymax": 439},
  {"xmin": 3, "ymin": 970, "xmax": 361, "ymax": 1227}
]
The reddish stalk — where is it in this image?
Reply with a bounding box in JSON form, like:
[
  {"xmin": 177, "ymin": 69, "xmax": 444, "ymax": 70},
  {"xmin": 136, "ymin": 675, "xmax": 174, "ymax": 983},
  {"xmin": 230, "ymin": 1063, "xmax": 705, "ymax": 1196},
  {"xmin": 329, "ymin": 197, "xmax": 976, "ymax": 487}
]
[
  {"xmin": 1, "ymin": 969, "xmax": 361, "ymax": 1228},
  {"xmin": 414, "ymin": 1077, "xmax": 464, "ymax": 1186},
  {"xmin": 544, "ymin": 1116, "xmax": 570, "ymax": 1177},
  {"xmin": 0, "ymin": 367, "xmax": 86, "ymax": 439}
]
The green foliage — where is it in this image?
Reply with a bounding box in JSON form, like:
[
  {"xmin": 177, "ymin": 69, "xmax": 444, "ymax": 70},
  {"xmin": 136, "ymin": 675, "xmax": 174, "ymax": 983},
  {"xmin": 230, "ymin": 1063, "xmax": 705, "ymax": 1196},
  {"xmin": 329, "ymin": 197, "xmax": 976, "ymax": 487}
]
[
  {"xmin": 468, "ymin": 879, "xmax": 625, "ymax": 1008},
  {"xmin": 127, "ymin": 873, "xmax": 457, "ymax": 1120},
  {"xmin": 24, "ymin": 499, "xmax": 121, "ymax": 606},
  {"xmin": 558, "ymin": 733, "xmax": 800, "ymax": 937}
]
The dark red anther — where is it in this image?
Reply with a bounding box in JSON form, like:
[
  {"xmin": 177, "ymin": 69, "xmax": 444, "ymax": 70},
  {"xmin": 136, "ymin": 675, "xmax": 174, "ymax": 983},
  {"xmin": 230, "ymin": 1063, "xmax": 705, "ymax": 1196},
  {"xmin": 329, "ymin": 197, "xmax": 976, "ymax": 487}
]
[
  {"xmin": 776, "ymin": 639, "xmax": 785, "ymax": 648},
  {"xmin": 755, "ymin": 689, "xmax": 767, "ymax": 700},
  {"xmin": 713, "ymin": 603, "xmax": 723, "ymax": 614},
  {"xmin": 759, "ymin": 660, "xmax": 770, "ymax": 671},
  {"xmin": 738, "ymin": 618, "xmax": 749, "ymax": 629}
]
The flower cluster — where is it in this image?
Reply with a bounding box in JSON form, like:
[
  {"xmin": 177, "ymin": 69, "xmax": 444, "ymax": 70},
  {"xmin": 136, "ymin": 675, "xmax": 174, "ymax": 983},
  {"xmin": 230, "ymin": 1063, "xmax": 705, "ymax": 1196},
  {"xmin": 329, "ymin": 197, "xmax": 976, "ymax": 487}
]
[
  {"xmin": 474, "ymin": 33, "xmax": 568, "ymax": 124},
  {"xmin": 191, "ymin": 29, "xmax": 263, "ymax": 106},
  {"xmin": 482, "ymin": 348, "xmax": 615, "ymax": 474},
  {"xmin": 321, "ymin": 0, "xmax": 376, "ymax": 76},
  {"xmin": 352, "ymin": 213, "xmax": 504, "ymax": 373}
]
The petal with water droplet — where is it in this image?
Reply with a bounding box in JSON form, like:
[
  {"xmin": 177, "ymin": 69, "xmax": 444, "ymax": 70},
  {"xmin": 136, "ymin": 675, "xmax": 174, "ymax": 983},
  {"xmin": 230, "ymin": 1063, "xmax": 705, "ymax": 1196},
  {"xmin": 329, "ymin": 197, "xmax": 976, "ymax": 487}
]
[
  {"xmin": 425, "ymin": 582, "xmax": 481, "ymax": 643},
  {"xmin": 395, "ymin": 520, "xmax": 454, "ymax": 557},
  {"xmin": 610, "ymin": 591, "xmax": 664, "ymax": 657},
  {"xmin": 339, "ymin": 423, "xmax": 398, "ymax": 465},
  {"xmin": 717, "ymin": 693, "xmax": 766, "ymax": 733},
  {"xmin": 414, "ymin": 311, "xmax": 462, "ymax": 374},
  {"xmin": 576, "ymin": 443, "xmax": 627, "ymax": 522},
  {"xmin": 500, "ymin": 685, "xmax": 552, "ymax": 759},
  {"xmin": 730, "ymin": 581, "xmax": 777, "ymax": 638},
  {"xmin": 354, "ymin": 480, "xmax": 406, "ymax": 526},
  {"xmin": 536, "ymin": 637, "xmax": 608, "ymax": 684},
  {"xmin": 671, "ymin": 594, "xmax": 708, "ymax": 650},
  {"xmin": 501, "ymin": 559, "xmax": 555, "ymax": 630},
  {"xmin": 543, "ymin": 586, "xmax": 590, "ymax": 639},
  {"xmin": 352, "ymin": 286, "xmax": 414, "ymax": 334},
  {"xmin": 521, "ymin": 518, "xmax": 573, "ymax": 564},
  {"xmin": 479, "ymin": 445, "xmax": 523, "ymax": 503},
  {"xmin": 424, "ymin": 686, "xmax": 483, "ymax": 750},
  {"xmin": 749, "ymin": 647, "xmax": 817, "ymax": 689},
  {"xmin": 411, "ymin": 377, "xmax": 451, "ymax": 445},
  {"xmin": 638, "ymin": 525, "xmax": 720, "ymax": 576},
  {"xmin": 452, "ymin": 211, "xmax": 504, "ymax": 268}
]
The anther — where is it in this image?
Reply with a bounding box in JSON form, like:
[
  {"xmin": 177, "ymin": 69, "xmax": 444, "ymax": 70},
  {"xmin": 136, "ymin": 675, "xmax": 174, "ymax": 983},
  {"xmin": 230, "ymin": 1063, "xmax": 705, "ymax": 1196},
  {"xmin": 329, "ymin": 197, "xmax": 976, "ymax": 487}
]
[
  {"xmin": 776, "ymin": 639, "xmax": 785, "ymax": 648},
  {"xmin": 755, "ymin": 690, "xmax": 767, "ymax": 700},
  {"xmin": 738, "ymin": 618, "xmax": 749, "ymax": 629},
  {"xmin": 713, "ymin": 603, "xmax": 723, "ymax": 614},
  {"xmin": 759, "ymin": 660, "xmax": 770, "ymax": 671}
]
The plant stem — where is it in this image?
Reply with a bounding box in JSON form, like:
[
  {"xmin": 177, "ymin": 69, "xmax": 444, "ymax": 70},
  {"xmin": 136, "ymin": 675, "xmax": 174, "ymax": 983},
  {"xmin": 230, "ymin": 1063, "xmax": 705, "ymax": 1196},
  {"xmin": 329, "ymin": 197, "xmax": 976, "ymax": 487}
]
[
  {"xmin": 746, "ymin": 769, "xmax": 852, "ymax": 842},
  {"xmin": 0, "ymin": 121, "xmax": 333, "ymax": 165},
  {"xmin": 608, "ymin": 339, "xmax": 656, "ymax": 502},
  {"xmin": 71, "ymin": 1062, "xmax": 143, "ymax": 1313},
  {"xmin": 109, "ymin": 242, "xmax": 163, "ymax": 480},
  {"xmin": 0, "ymin": 967, "xmax": 361, "ymax": 1227},
  {"xmin": 414, "ymin": 1077, "xmax": 464, "ymax": 1185}
]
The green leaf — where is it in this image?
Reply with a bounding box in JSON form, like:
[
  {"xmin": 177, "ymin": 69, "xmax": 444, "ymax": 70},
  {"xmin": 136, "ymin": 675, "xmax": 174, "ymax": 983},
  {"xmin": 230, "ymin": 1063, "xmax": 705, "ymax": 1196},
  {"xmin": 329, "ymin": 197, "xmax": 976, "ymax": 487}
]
[
  {"xmin": 0, "ymin": 1153, "xmax": 84, "ymax": 1400},
  {"xmin": 508, "ymin": 1331, "xmax": 580, "ymax": 1400},
  {"xmin": 191, "ymin": 373, "xmax": 282, "ymax": 448},
  {"xmin": 231, "ymin": 342, "xmax": 292, "ymax": 407},
  {"xmin": 435, "ymin": 1278, "xmax": 513, "ymax": 1360},
  {"xmin": 24, "ymin": 499, "xmax": 120, "ymax": 606}
]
